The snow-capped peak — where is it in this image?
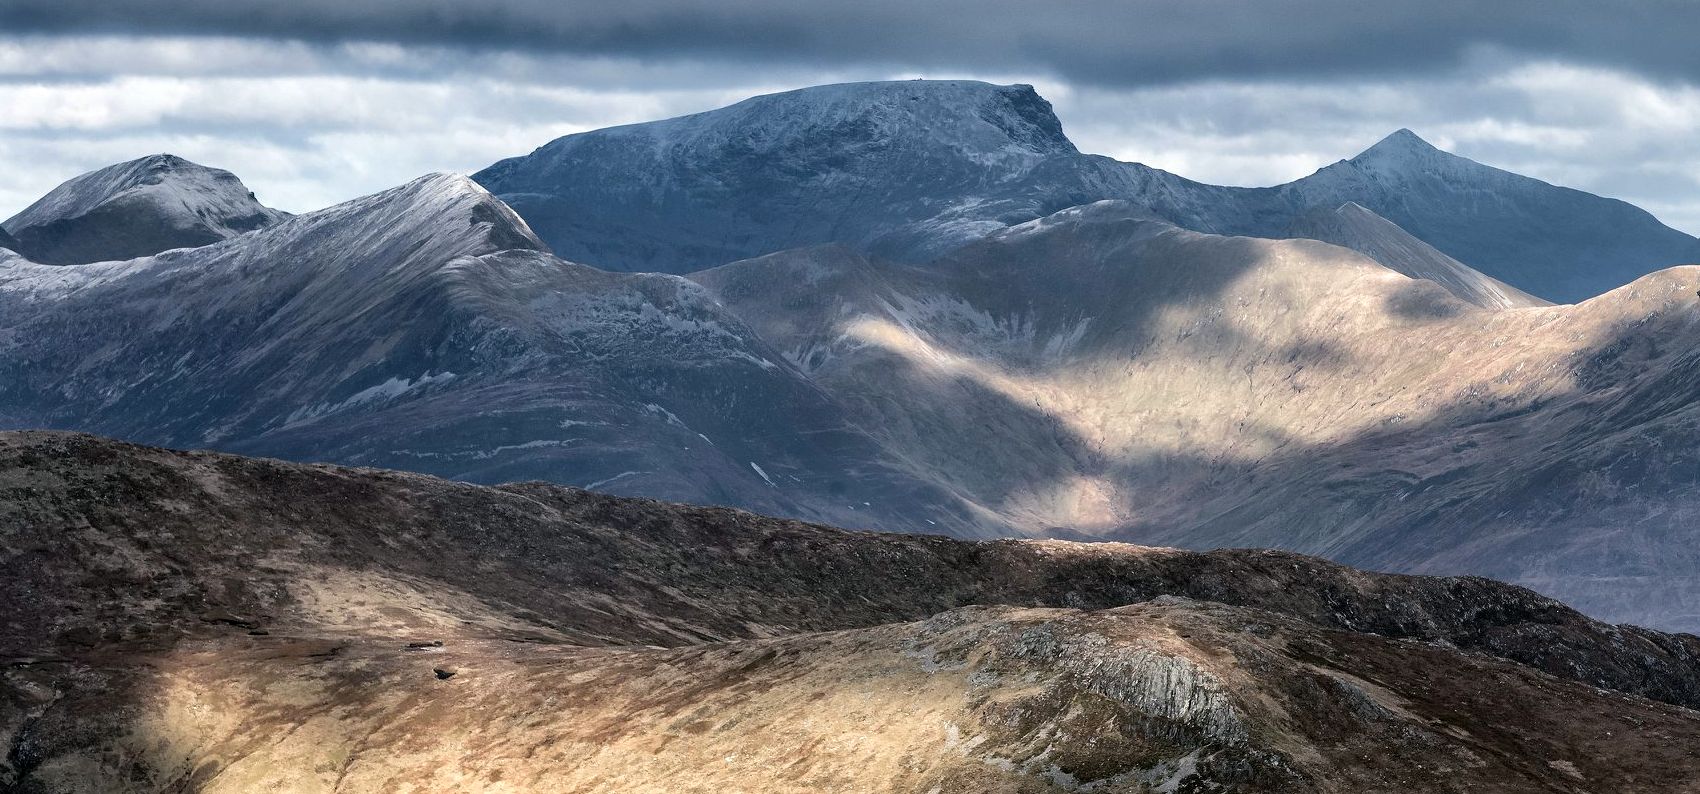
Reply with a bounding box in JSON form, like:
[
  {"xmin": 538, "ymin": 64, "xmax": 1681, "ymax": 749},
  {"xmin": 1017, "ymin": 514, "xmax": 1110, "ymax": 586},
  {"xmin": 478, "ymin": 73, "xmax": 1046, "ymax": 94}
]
[
  {"xmin": 658, "ymin": 79, "xmax": 1068, "ymax": 154},
  {"xmin": 200, "ymin": 171, "xmax": 550, "ymax": 276},
  {"xmin": 1347, "ymin": 129, "xmax": 1456, "ymax": 173},
  {"xmin": 1368, "ymin": 128, "xmax": 1436, "ymax": 152},
  {"xmin": 681, "ymin": 79, "xmax": 1077, "ymax": 156},
  {"xmin": 381, "ymin": 172, "xmax": 548, "ymax": 254},
  {"xmin": 2, "ymin": 153, "xmax": 289, "ymax": 264},
  {"xmin": 479, "ymin": 80, "xmax": 1076, "ymax": 190},
  {"xmin": 6, "ymin": 154, "xmax": 282, "ymax": 233},
  {"xmin": 472, "ymin": 80, "xmax": 1083, "ymax": 272}
]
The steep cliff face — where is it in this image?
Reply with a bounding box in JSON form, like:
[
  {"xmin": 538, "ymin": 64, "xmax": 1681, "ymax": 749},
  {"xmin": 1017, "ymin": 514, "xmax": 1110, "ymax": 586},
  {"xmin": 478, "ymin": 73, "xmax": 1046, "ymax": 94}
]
[
  {"xmin": 5, "ymin": 433, "xmax": 1700, "ymax": 793},
  {"xmin": 2, "ymin": 154, "xmax": 288, "ymax": 264}
]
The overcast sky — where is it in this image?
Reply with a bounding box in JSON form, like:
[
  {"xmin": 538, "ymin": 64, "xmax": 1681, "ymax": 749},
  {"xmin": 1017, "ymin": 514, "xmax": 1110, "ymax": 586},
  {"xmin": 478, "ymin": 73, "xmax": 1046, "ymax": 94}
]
[{"xmin": 3, "ymin": 1, "xmax": 1698, "ymax": 234}]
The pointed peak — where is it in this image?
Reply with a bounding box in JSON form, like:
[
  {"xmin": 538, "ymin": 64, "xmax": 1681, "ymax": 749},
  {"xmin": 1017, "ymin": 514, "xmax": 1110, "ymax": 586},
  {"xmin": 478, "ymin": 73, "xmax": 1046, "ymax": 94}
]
[
  {"xmin": 1387, "ymin": 128, "xmax": 1431, "ymax": 145},
  {"xmin": 1353, "ymin": 128, "xmax": 1446, "ymax": 163},
  {"xmin": 406, "ymin": 171, "xmax": 496, "ymax": 198}
]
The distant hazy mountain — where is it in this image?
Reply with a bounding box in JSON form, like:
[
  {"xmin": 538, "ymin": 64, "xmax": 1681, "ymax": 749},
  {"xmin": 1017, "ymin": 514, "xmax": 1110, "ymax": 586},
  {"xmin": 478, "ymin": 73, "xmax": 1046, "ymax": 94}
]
[
  {"xmin": 0, "ymin": 172, "xmax": 973, "ymax": 537},
  {"xmin": 2, "ymin": 154, "xmax": 287, "ymax": 264},
  {"xmin": 478, "ymin": 81, "xmax": 1700, "ymax": 303}
]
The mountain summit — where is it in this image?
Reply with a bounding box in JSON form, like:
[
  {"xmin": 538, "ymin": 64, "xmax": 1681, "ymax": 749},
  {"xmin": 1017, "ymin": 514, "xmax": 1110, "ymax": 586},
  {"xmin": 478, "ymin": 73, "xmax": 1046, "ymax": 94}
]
[
  {"xmin": 474, "ymin": 80, "xmax": 1086, "ymax": 272},
  {"xmin": 2, "ymin": 154, "xmax": 288, "ymax": 264}
]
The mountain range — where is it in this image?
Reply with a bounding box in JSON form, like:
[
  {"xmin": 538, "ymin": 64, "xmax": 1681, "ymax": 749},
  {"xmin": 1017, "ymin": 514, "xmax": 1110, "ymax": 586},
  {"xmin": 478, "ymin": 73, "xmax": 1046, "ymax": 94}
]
[
  {"xmin": 475, "ymin": 81, "xmax": 1700, "ymax": 304},
  {"xmin": 2, "ymin": 80, "xmax": 1700, "ymax": 634}
]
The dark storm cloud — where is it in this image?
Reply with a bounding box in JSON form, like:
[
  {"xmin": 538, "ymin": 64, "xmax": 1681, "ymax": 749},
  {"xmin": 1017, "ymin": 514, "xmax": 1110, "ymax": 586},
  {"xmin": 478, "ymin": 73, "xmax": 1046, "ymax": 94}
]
[{"xmin": 1, "ymin": 0, "xmax": 1696, "ymax": 86}]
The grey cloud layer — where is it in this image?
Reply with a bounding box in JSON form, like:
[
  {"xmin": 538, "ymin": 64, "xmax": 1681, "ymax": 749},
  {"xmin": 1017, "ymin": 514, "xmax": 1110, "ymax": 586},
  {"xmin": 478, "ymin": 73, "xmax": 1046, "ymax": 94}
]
[{"xmin": 2, "ymin": 1, "xmax": 1696, "ymax": 86}]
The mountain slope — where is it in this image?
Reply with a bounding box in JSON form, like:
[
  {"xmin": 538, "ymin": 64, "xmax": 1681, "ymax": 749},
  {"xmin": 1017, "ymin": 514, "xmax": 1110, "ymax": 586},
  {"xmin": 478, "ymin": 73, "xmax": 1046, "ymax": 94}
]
[
  {"xmin": 477, "ymin": 81, "xmax": 1700, "ymax": 302},
  {"xmin": 1284, "ymin": 201, "xmax": 1548, "ymax": 309},
  {"xmin": 7, "ymin": 432, "xmax": 1700, "ymax": 792},
  {"xmin": 2, "ymin": 154, "xmax": 288, "ymax": 264},
  {"xmin": 0, "ymin": 173, "xmax": 974, "ymax": 536},
  {"xmin": 693, "ymin": 201, "xmax": 1700, "ymax": 629}
]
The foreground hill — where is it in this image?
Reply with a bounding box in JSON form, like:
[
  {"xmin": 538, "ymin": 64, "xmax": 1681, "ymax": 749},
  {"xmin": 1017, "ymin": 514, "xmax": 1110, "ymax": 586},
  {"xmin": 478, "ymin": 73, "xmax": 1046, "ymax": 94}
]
[
  {"xmin": 476, "ymin": 80, "xmax": 1700, "ymax": 302},
  {"xmin": 1, "ymin": 155, "xmax": 287, "ymax": 265},
  {"xmin": 6, "ymin": 432, "xmax": 1700, "ymax": 792}
]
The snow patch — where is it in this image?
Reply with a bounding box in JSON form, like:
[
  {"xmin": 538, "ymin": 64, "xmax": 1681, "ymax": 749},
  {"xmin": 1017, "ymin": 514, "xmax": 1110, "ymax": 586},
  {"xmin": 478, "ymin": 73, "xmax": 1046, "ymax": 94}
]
[
  {"xmin": 749, "ymin": 462, "xmax": 778, "ymax": 488},
  {"xmin": 285, "ymin": 371, "xmax": 457, "ymax": 425}
]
